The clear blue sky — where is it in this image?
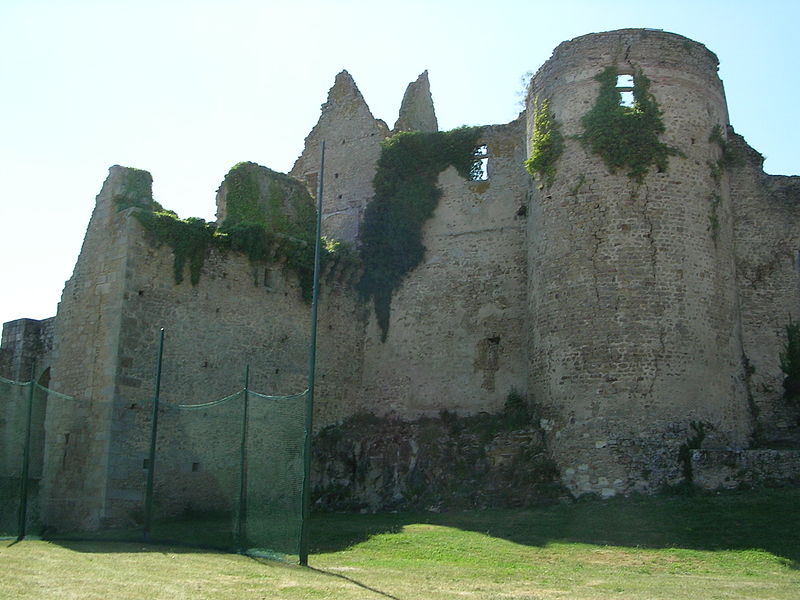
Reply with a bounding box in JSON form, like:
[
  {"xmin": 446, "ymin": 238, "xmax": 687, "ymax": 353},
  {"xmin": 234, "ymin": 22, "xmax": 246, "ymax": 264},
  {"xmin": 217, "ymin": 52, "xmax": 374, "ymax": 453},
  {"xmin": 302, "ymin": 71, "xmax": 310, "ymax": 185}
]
[{"xmin": 1, "ymin": 0, "xmax": 798, "ymax": 327}]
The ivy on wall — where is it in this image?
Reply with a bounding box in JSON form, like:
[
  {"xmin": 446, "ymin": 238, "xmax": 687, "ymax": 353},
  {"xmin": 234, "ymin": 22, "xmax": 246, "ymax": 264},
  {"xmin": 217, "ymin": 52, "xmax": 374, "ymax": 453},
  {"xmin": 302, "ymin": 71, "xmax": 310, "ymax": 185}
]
[
  {"xmin": 524, "ymin": 98, "xmax": 564, "ymax": 186},
  {"xmin": 580, "ymin": 66, "xmax": 680, "ymax": 181},
  {"xmin": 220, "ymin": 162, "xmax": 317, "ymax": 241},
  {"xmin": 117, "ymin": 163, "xmax": 358, "ymax": 300},
  {"xmin": 708, "ymin": 124, "xmax": 743, "ymax": 175},
  {"xmin": 358, "ymin": 127, "xmax": 484, "ymax": 341},
  {"xmin": 132, "ymin": 210, "xmax": 217, "ymax": 285}
]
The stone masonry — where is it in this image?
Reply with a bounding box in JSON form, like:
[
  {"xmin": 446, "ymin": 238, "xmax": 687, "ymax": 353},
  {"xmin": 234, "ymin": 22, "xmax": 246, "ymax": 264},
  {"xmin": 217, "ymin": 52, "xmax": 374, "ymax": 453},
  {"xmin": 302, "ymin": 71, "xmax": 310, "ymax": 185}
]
[{"xmin": 2, "ymin": 29, "xmax": 799, "ymax": 528}]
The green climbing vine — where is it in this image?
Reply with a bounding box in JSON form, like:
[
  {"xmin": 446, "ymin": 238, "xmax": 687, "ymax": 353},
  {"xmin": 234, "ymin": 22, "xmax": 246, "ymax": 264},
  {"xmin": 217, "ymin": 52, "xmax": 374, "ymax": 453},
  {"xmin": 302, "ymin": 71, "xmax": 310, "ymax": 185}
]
[
  {"xmin": 359, "ymin": 126, "xmax": 484, "ymax": 340},
  {"xmin": 220, "ymin": 162, "xmax": 316, "ymax": 241},
  {"xmin": 580, "ymin": 66, "xmax": 680, "ymax": 181},
  {"xmin": 112, "ymin": 168, "xmax": 161, "ymax": 212},
  {"xmin": 524, "ymin": 98, "xmax": 564, "ymax": 186},
  {"xmin": 708, "ymin": 124, "xmax": 743, "ymax": 175},
  {"xmin": 117, "ymin": 163, "xmax": 356, "ymax": 300},
  {"xmin": 132, "ymin": 210, "xmax": 217, "ymax": 285},
  {"xmin": 219, "ymin": 162, "xmax": 263, "ymax": 226}
]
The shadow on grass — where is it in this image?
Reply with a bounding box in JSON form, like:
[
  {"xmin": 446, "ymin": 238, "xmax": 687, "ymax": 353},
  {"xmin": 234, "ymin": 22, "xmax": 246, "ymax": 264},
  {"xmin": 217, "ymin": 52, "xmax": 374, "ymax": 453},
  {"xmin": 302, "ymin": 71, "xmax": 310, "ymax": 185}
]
[
  {"xmin": 309, "ymin": 487, "xmax": 800, "ymax": 567},
  {"xmin": 42, "ymin": 513, "xmax": 299, "ymax": 559},
  {"xmin": 38, "ymin": 539, "xmax": 227, "ymax": 555},
  {"xmin": 34, "ymin": 487, "xmax": 800, "ymax": 570},
  {"xmin": 40, "ymin": 519, "xmax": 237, "ymax": 554},
  {"xmin": 305, "ymin": 566, "xmax": 403, "ymax": 600}
]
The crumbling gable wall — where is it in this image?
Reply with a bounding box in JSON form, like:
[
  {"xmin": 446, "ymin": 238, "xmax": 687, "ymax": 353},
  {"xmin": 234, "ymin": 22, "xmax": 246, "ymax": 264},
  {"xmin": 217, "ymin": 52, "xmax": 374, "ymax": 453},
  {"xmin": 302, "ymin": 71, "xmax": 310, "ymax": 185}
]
[
  {"xmin": 290, "ymin": 71, "xmax": 389, "ymax": 243},
  {"xmin": 43, "ymin": 166, "xmax": 143, "ymax": 529}
]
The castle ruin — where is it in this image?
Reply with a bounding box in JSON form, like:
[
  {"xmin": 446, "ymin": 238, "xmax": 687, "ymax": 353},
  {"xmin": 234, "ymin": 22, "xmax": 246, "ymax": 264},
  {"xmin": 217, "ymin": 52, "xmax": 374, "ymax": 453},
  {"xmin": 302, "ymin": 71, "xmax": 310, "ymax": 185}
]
[{"xmin": 2, "ymin": 29, "xmax": 800, "ymax": 529}]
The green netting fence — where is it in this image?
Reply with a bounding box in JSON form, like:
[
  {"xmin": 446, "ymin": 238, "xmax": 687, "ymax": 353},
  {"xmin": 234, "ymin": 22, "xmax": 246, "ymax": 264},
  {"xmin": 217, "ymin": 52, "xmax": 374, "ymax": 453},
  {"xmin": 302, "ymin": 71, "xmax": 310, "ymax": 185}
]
[
  {"xmin": 0, "ymin": 368, "xmax": 310, "ymax": 562},
  {"xmin": 0, "ymin": 375, "xmax": 39, "ymax": 539}
]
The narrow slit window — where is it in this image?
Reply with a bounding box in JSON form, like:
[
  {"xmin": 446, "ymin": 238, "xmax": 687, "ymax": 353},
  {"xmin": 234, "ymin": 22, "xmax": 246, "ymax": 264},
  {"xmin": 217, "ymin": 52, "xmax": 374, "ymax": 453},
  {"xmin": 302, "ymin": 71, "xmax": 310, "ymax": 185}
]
[
  {"xmin": 470, "ymin": 144, "xmax": 489, "ymax": 181},
  {"xmin": 616, "ymin": 74, "xmax": 635, "ymax": 108}
]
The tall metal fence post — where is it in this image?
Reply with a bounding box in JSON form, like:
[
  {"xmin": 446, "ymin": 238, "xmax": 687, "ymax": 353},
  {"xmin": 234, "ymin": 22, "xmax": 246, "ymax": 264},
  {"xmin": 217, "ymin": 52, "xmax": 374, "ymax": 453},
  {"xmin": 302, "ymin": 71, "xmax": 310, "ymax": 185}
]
[
  {"xmin": 16, "ymin": 361, "xmax": 36, "ymax": 541},
  {"xmin": 300, "ymin": 140, "xmax": 325, "ymax": 566},
  {"xmin": 143, "ymin": 328, "xmax": 165, "ymax": 540},
  {"xmin": 235, "ymin": 364, "xmax": 250, "ymax": 550}
]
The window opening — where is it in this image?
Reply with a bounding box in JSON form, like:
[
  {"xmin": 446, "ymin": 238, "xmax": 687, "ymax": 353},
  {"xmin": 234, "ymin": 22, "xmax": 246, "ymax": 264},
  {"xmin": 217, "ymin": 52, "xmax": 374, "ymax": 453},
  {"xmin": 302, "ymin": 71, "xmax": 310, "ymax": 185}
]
[
  {"xmin": 616, "ymin": 74, "xmax": 635, "ymax": 108},
  {"xmin": 470, "ymin": 144, "xmax": 489, "ymax": 181}
]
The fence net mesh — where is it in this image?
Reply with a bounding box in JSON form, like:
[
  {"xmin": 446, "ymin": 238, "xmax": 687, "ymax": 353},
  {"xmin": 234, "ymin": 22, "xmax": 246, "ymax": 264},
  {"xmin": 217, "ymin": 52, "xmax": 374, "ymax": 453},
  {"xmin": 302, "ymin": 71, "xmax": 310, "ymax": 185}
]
[
  {"xmin": 0, "ymin": 373, "xmax": 309, "ymax": 561},
  {"xmin": 0, "ymin": 377, "xmax": 28, "ymax": 538}
]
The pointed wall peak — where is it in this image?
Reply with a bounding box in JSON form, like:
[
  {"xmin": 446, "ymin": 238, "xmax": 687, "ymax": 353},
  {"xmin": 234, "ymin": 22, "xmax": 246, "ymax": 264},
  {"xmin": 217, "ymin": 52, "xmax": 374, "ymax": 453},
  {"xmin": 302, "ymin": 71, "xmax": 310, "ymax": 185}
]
[
  {"xmin": 290, "ymin": 70, "xmax": 390, "ymax": 243},
  {"xmin": 393, "ymin": 70, "xmax": 438, "ymax": 133},
  {"xmin": 322, "ymin": 70, "xmax": 372, "ymax": 115}
]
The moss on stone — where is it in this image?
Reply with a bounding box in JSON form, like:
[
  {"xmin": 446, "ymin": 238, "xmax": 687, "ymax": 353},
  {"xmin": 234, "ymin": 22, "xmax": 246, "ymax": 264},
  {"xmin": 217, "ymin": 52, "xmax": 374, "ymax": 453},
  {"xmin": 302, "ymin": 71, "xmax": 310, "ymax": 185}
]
[{"xmin": 120, "ymin": 163, "xmax": 355, "ymax": 300}]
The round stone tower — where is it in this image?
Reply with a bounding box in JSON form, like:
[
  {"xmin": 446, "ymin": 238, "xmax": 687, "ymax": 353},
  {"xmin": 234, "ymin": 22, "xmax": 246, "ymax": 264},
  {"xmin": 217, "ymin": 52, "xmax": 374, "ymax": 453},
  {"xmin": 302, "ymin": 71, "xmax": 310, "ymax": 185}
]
[{"xmin": 525, "ymin": 29, "xmax": 751, "ymax": 496}]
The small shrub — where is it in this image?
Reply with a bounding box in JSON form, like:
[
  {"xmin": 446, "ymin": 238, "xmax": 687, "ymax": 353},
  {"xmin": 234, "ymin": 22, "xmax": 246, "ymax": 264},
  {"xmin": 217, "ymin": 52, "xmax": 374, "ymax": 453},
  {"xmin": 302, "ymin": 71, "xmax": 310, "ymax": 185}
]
[
  {"xmin": 780, "ymin": 320, "xmax": 800, "ymax": 403},
  {"xmin": 677, "ymin": 421, "xmax": 708, "ymax": 484}
]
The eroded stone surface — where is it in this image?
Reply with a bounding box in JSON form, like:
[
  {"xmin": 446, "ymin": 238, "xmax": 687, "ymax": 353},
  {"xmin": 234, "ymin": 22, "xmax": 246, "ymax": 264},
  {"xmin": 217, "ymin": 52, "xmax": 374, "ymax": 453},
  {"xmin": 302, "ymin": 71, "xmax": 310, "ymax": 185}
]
[
  {"xmin": 290, "ymin": 70, "xmax": 389, "ymax": 243},
  {"xmin": 3, "ymin": 29, "xmax": 800, "ymax": 529},
  {"xmin": 393, "ymin": 70, "xmax": 438, "ymax": 134}
]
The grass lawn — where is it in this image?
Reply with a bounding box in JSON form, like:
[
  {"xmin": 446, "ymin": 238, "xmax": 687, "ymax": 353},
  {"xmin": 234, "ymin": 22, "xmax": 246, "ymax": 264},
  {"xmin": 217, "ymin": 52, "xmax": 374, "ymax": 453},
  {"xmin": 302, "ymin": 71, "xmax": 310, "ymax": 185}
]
[{"xmin": 1, "ymin": 487, "xmax": 798, "ymax": 599}]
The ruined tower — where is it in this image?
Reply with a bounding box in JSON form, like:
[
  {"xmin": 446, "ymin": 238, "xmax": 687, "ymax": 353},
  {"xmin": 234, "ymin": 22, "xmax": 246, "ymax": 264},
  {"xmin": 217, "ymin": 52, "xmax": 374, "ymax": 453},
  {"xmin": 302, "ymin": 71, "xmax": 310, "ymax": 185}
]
[{"xmin": 525, "ymin": 29, "xmax": 751, "ymax": 495}]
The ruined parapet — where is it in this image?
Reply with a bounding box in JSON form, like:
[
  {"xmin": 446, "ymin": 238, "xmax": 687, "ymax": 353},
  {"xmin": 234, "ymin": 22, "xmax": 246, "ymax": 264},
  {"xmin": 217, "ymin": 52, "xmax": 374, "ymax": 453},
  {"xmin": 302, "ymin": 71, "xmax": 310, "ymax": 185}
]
[
  {"xmin": 0, "ymin": 317, "xmax": 55, "ymax": 381},
  {"xmin": 393, "ymin": 70, "xmax": 438, "ymax": 134},
  {"xmin": 727, "ymin": 131, "xmax": 800, "ymax": 444},
  {"xmin": 290, "ymin": 70, "xmax": 389, "ymax": 243},
  {"xmin": 525, "ymin": 29, "xmax": 750, "ymax": 495},
  {"xmin": 215, "ymin": 161, "xmax": 316, "ymax": 238}
]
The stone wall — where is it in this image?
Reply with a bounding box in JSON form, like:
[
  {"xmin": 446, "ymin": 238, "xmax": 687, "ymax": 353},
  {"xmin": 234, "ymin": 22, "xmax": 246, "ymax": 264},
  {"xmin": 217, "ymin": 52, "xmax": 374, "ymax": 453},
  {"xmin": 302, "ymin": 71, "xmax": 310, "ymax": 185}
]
[
  {"xmin": 36, "ymin": 165, "xmax": 367, "ymax": 529},
  {"xmin": 42, "ymin": 166, "xmax": 140, "ymax": 529},
  {"xmin": 3, "ymin": 30, "xmax": 799, "ymax": 529},
  {"xmin": 312, "ymin": 407, "xmax": 563, "ymax": 512},
  {"xmin": 693, "ymin": 448, "xmax": 800, "ymax": 489},
  {"xmin": 526, "ymin": 29, "xmax": 751, "ymax": 496},
  {"xmin": 290, "ymin": 71, "xmax": 389, "ymax": 243},
  {"xmin": 0, "ymin": 319, "xmax": 54, "ymax": 534},
  {"xmin": 358, "ymin": 118, "xmax": 530, "ymax": 418},
  {"xmin": 729, "ymin": 133, "xmax": 800, "ymax": 444},
  {"xmin": 0, "ymin": 317, "xmax": 55, "ymax": 381}
]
